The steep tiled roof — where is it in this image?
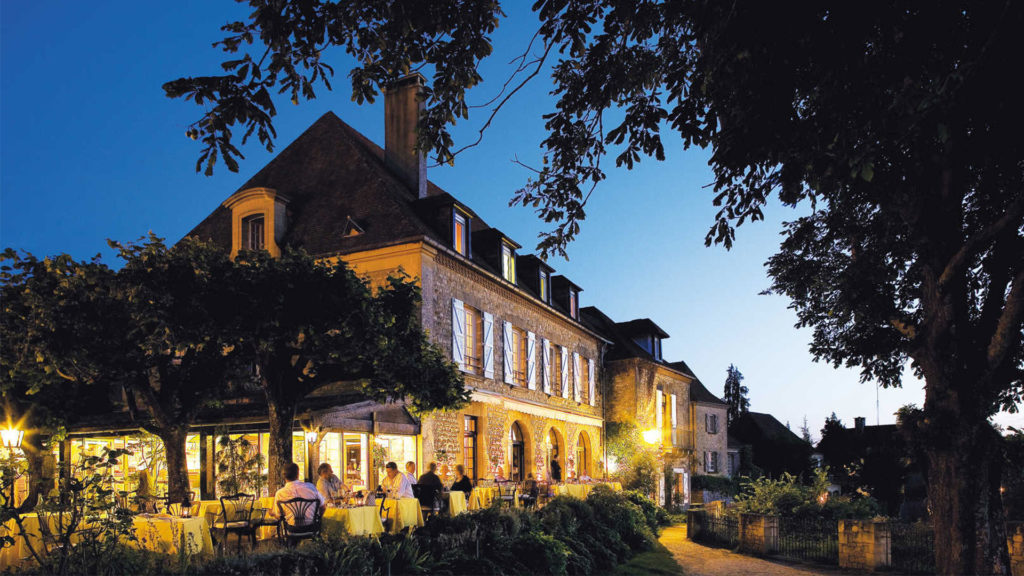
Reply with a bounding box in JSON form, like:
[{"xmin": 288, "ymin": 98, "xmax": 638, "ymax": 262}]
[
  {"xmin": 616, "ymin": 318, "xmax": 669, "ymax": 339},
  {"xmin": 688, "ymin": 379, "xmax": 727, "ymax": 406},
  {"xmin": 187, "ymin": 112, "xmax": 452, "ymax": 256},
  {"xmin": 735, "ymin": 411, "xmax": 804, "ymax": 444},
  {"xmin": 580, "ymin": 306, "xmax": 656, "ymax": 362}
]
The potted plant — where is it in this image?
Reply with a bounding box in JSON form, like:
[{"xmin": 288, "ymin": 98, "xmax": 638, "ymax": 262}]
[{"xmin": 215, "ymin": 434, "xmax": 266, "ymax": 497}]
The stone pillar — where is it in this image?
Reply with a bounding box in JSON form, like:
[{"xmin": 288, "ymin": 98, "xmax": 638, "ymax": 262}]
[
  {"xmin": 739, "ymin": 514, "xmax": 778, "ymax": 555},
  {"xmin": 1008, "ymin": 522, "xmax": 1024, "ymax": 576},
  {"xmin": 687, "ymin": 510, "xmax": 704, "ymax": 540},
  {"xmin": 839, "ymin": 520, "xmax": 891, "ymax": 571}
]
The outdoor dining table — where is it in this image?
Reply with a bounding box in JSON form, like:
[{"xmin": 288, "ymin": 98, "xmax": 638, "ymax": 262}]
[
  {"xmin": 555, "ymin": 483, "xmax": 594, "ymax": 499},
  {"xmin": 446, "ymin": 490, "xmax": 468, "ymax": 516},
  {"xmin": 468, "ymin": 485, "xmax": 521, "ymax": 509},
  {"xmin": 130, "ymin": 514, "xmax": 214, "ymax": 557},
  {"xmin": 0, "ymin": 512, "xmax": 86, "ymax": 569},
  {"xmin": 381, "ymin": 497, "xmax": 424, "ymax": 533},
  {"xmin": 321, "ymin": 505, "xmax": 385, "ymax": 537}
]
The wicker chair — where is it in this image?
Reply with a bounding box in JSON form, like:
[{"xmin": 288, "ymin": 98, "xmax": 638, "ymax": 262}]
[{"xmin": 276, "ymin": 497, "xmax": 322, "ymax": 547}]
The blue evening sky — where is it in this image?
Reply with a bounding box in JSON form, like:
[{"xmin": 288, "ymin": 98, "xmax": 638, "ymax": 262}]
[{"xmin": 3, "ymin": 1, "xmax": 1018, "ymax": 435}]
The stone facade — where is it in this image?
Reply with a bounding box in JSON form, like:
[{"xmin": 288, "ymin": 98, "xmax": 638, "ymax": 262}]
[
  {"xmin": 838, "ymin": 520, "xmax": 891, "ymax": 571},
  {"xmin": 738, "ymin": 513, "xmax": 779, "ymax": 555},
  {"xmin": 695, "ymin": 402, "xmax": 728, "ymax": 476},
  {"xmin": 1009, "ymin": 522, "xmax": 1024, "ymax": 576}
]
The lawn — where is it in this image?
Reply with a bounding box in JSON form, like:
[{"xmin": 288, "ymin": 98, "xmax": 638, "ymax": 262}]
[{"xmin": 608, "ymin": 540, "xmax": 683, "ymax": 576}]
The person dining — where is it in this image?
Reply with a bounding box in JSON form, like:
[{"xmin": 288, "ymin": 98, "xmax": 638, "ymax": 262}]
[
  {"xmin": 273, "ymin": 462, "xmax": 325, "ymax": 524},
  {"xmin": 493, "ymin": 466, "xmax": 507, "ymax": 482},
  {"xmin": 417, "ymin": 462, "xmax": 444, "ymax": 488},
  {"xmin": 404, "ymin": 461, "xmax": 418, "ymax": 486},
  {"xmin": 316, "ymin": 463, "xmax": 349, "ymax": 504},
  {"xmin": 450, "ymin": 464, "xmax": 473, "ymax": 496},
  {"xmin": 381, "ymin": 461, "xmax": 415, "ymax": 499}
]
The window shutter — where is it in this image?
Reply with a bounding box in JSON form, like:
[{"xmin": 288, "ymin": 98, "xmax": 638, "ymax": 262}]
[
  {"xmin": 542, "ymin": 339, "xmax": 552, "ymax": 394},
  {"xmin": 451, "ymin": 299, "xmax": 465, "ymax": 371},
  {"xmin": 503, "ymin": 321, "xmax": 514, "ymax": 384},
  {"xmin": 588, "ymin": 358, "xmax": 596, "ymax": 406},
  {"xmin": 656, "ymin": 389, "xmax": 663, "ymax": 431},
  {"xmin": 527, "ymin": 332, "xmax": 537, "ymax": 390},
  {"xmin": 670, "ymin": 394, "xmax": 677, "ymax": 427},
  {"xmin": 704, "ymin": 451, "xmax": 710, "ymax": 472},
  {"xmin": 482, "ymin": 312, "xmax": 494, "ymax": 379},
  {"xmin": 572, "ymin": 353, "xmax": 582, "ymax": 402},
  {"xmin": 705, "ymin": 413, "xmax": 709, "ymax": 433},
  {"xmin": 560, "ymin": 346, "xmax": 569, "ymax": 398}
]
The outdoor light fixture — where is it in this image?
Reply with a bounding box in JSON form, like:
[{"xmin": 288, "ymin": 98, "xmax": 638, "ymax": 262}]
[
  {"xmin": 305, "ymin": 430, "xmax": 319, "ymax": 444},
  {"xmin": 1, "ymin": 424, "xmax": 23, "ymax": 450},
  {"xmin": 641, "ymin": 429, "xmax": 661, "ymax": 445}
]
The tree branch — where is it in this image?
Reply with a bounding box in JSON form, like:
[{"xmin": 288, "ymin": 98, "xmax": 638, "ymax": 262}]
[
  {"xmin": 987, "ymin": 267, "xmax": 1024, "ymax": 369},
  {"xmin": 890, "ymin": 317, "xmax": 918, "ymax": 340},
  {"xmin": 939, "ymin": 197, "xmax": 1024, "ymax": 288}
]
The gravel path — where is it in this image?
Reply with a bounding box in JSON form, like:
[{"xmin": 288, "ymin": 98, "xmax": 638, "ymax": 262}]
[{"xmin": 659, "ymin": 524, "xmax": 852, "ymax": 576}]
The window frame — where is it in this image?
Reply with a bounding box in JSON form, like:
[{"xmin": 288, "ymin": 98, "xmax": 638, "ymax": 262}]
[
  {"xmin": 463, "ymin": 416, "xmax": 478, "ymax": 481},
  {"xmin": 453, "ymin": 210, "xmax": 470, "ymax": 256},
  {"xmin": 463, "ymin": 305, "xmax": 484, "ymax": 374},
  {"xmin": 568, "ymin": 289, "xmax": 579, "ymax": 319},
  {"xmin": 241, "ymin": 214, "xmax": 266, "ymax": 251},
  {"xmin": 511, "ymin": 326, "xmax": 527, "ymax": 386},
  {"xmin": 539, "ymin": 270, "xmax": 550, "ymax": 303},
  {"xmin": 501, "ymin": 243, "xmax": 517, "ymax": 283}
]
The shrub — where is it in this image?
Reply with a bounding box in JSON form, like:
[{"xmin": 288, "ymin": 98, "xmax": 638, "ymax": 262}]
[
  {"xmin": 733, "ymin": 469, "xmax": 880, "ymax": 519},
  {"xmin": 623, "ymin": 489, "xmax": 670, "ymax": 533},
  {"xmin": 691, "ymin": 474, "xmax": 739, "ymax": 497},
  {"xmin": 586, "ymin": 487, "xmax": 654, "ymax": 555}
]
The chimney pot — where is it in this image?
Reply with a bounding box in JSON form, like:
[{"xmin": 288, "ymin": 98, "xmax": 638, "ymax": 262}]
[
  {"xmin": 854, "ymin": 417, "xmax": 866, "ymax": 432},
  {"xmin": 384, "ymin": 74, "xmax": 427, "ymax": 199}
]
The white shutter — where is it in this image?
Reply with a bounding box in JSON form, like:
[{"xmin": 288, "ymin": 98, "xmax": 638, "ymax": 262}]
[
  {"xmin": 560, "ymin": 346, "xmax": 569, "ymax": 398},
  {"xmin": 503, "ymin": 321, "xmax": 514, "ymax": 384},
  {"xmin": 542, "ymin": 339, "xmax": 552, "ymax": 394},
  {"xmin": 670, "ymin": 394, "xmax": 677, "ymax": 427},
  {"xmin": 572, "ymin": 353, "xmax": 582, "ymax": 402},
  {"xmin": 656, "ymin": 389, "xmax": 664, "ymax": 431},
  {"xmin": 588, "ymin": 358, "xmax": 596, "ymax": 406},
  {"xmin": 483, "ymin": 312, "xmax": 494, "ymax": 379},
  {"xmin": 451, "ymin": 299, "xmax": 465, "ymax": 370},
  {"xmin": 527, "ymin": 332, "xmax": 537, "ymax": 390}
]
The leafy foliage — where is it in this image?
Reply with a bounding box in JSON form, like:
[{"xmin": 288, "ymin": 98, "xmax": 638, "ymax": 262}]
[
  {"xmin": 215, "ymin": 434, "xmax": 267, "ymax": 497},
  {"xmin": 722, "ymin": 365, "xmax": 748, "ymax": 427},
  {"xmin": 690, "ymin": 475, "xmax": 739, "ymax": 498},
  {"xmin": 733, "ymin": 468, "xmax": 880, "ymax": 521},
  {"xmin": 604, "ymin": 422, "xmax": 659, "ymax": 496}
]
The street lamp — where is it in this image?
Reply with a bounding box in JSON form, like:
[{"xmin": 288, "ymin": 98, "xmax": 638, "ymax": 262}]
[
  {"xmin": 2, "ymin": 421, "xmax": 23, "ymax": 505},
  {"xmin": 641, "ymin": 429, "xmax": 661, "ymax": 446}
]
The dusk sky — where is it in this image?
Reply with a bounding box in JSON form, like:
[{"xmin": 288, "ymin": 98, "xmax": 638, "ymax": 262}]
[{"xmin": 3, "ymin": 1, "xmax": 1019, "ymax": 436}]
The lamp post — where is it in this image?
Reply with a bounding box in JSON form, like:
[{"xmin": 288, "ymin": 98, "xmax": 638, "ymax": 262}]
[{"xmin": 2, "ymin": 423, "xmax": 24, "ymax": 505}]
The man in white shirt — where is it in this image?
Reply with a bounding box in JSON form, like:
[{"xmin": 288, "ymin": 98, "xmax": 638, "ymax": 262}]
[
  {"xmin": 404, "ymin": 461, "xmax": 418, "ymax": 487},
  {"xmin": 381, "ymin": 461, "xmax": 414, "ymax": 499},
  {"xmin": 272, "ymin": 462, "xmax": 325, "ymax": 525}
]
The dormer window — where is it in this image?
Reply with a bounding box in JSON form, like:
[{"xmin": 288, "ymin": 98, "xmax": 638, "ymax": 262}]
[
  {"xmin": 453, "ymin": 211, "xmax": 470, "ymax": 256},
  {"xmin": 502, "ymin": 243, "xmax": 517, "ymax": 283},
  {"xmin": 653, "ymin": 337, "xmax": 662, "ymax": 361},
  {"xmin": 242, "ymin": 214, "xmax": 265, "ymax": 251},
  {"xmin": 539, "ymin": 270, "xmax": 550, "ymax": 303},
  {"xmin": 568, "ymin": 289, "xmax": 579, "ymax": 319}
]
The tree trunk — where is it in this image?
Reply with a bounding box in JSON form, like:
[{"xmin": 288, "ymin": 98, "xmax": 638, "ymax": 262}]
[
  {"xmin": 266, "ymin": 398, "xmax": 296, "ymax": 493},
  {"xmin": 14, "ymin": 431, "xmax": 48, "ymax": 514},
  {"xmin": 926, "ymin": 405, "xmax": 1010, "ymax": 575},
  {"xmin": 160, "ymin": 426, "xmax": 192, "ymax": 505}
]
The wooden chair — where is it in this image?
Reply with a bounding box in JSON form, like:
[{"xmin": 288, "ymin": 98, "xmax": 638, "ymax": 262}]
[
  {"xmin": 212, "ymin": 493, "xmax": 257, "ymax": 554},
  {"xmin": 497, "ymin": 481, "xmax": 517, "ymax": 508},
  {"xmin": 276, "ymin": 497, "xmax": 322, "ymax": 547},
  {"xmin": 413, "ymin": 484, "xmax": 443, "ymax": 517}
]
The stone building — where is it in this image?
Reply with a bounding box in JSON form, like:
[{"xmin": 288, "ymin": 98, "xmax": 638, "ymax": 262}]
[
  {"xmin": 581, "ymin": 307, "xmax": 730, "ymax": 507},
  {"xmin": 183, "ymin": 75, "xmax": 607, "ymax": 492}
]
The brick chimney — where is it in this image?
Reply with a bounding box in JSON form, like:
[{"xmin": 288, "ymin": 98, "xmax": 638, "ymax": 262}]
[
  {"xmin": 384, "ymin": 73, "xmax": 427, "ymax": 199},
  {"xmin": 854, "ymin": 417, "xmax": 866, "ymax": 432}
]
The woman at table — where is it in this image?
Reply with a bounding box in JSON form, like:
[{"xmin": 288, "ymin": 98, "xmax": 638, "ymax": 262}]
[
  {"xmin": 450, "ymin": 464, "xmax": 473, "ymax": 496},
  {"xmin": 316, "ymin": 463, "xmax": 349, "ymax": 504}
]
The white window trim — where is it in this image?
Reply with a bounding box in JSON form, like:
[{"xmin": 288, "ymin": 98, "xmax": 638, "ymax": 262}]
[
  {"xmin": 560, "ymin": 346, "xmax": 569, "ymax": 398},
  {"xmin": 451, "ymin": 299, "xmax": 466, "ymax": 371},
  {"xmin": 482, "ymin": 311, "xmax": 494, "ymax": 379},
  {"xmin": 527, "ymin": 331, "xmax": 537, "ymax": 390},
  {"xmin": 503, "ymin": 321, "xmax": 514, "ymax": 385},
  {"xmin": 656, "ymin": 389, "xmax": 664, "ymax": 431},
  {"xmin": 572, "ymin": 352, "xmax": 582, "ymax": 402},
  {"xmin": 542, "ymin": 339, "xmax": 552, "ymax": 394},
  {"xmin": 587, "ymin": 358, "xmax": 596, "ymax": 406}
]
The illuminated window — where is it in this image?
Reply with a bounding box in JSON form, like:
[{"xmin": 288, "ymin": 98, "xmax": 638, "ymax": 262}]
[
  {"xmin": 580, "ymin": 360, "xmax": 589, "ymax": 404},
  {"xmin": 453, "ymin": 211, "xmax": 470, "ymax": 256},
  {"xmin": 568, "ymin": 289, "xmax": 579, "ymax": 319},
  {"xmin": 242, "ymin": 214, "xmax": 265, "ymax": 251},
  {"xmin": 512, "ymin": 327, "xmax": 527, "ymax": 386},
  {"xmin": 539, "ymin": 270, "xmax": 550, "ymax": 303},
  {"xmin": 464, "ymin": 305, "xmax": 483, "ymax": 373},
  {"xmin": 502, "ymin": 244, "xmax": 516, "ymax": 283},
  {"xmin": 464, "ymin": 416, "xmax": 478, "ymax": 481},
  {"xmin": 552, "ymin": 346, "xmax": 562, "ymax": 388}
]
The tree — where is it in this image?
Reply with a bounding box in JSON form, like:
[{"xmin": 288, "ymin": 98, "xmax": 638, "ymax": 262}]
[
  {"xmin": 226, "ymin": 249, "xmax": 469, "ymax": 490},
  {"xmin": 167, "ymin": 3, "xmax": 1024, "ymax": 572},
  {"xmin": 800, "ymin": 416, "xmax": 813, "ymax": 445},
  {"xmin": 722, "ymin": 365, "xmax": 749, "ymax": 427}
]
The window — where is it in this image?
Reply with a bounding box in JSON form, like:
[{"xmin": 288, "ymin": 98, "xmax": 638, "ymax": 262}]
[
  {"xmin": 706, "ymin": 451, "xmax": 720, "ymax": 474},
  {"xmin": 453, "ymin": 211, "xmax": 470, "ymax": 256},
  {"xmin": 464, "ymin": 305, "xmax": 483, "ymax": 373},
  {"xmin": 653, "ymin": 337, "xmax": 662, "ymax": 360},
  {"xmin": 502, "ymin": 244, "xmax": 516, "ymax": 283},
  {"xmin": 568, "ymin": 289, "xmax": 579, "ymax": 319},
  {"xmin": 512, "ymin": 327, "xmax": 527, "ymax": 386},
  {"xmin": 242, "ymin": 214, "xmax": 265, "ymax": 250},
  {"xmin": 539, "ymin": 271, "xmax": 550, "ymax": 303},
  {"xmin": 552, "ymin": 347, "xmax": 564, "ymax": 395},
  {"xmin": 706, "ymin": 413, "xmax": 719, "ymax": 434},
  {"xmin": 463, "ymin": 416, "xmax": 478, "ymax": 481},
  {"xmin": 580, "ymin": 359, "xmax": 590, "ymax": 404},
  {"xmin": 728, "ymin": 452, "xmax": 738, "ymax": 476}
]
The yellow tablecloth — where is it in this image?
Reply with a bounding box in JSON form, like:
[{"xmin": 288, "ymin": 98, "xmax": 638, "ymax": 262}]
[
  {"xmin": 321, "ymin": 505, "xmax": 385, "ymax": 537},
  {"xmin": 555, "ymin": 484, "xmax": 593, "ymax": 499},
  {"xmin": 468, "ymin": 486, "xmax": 496, "ymax": 509},
  {"xmin": 447, "ymin": 491, "xmax": 468, "ymax": 516},
  {"xmin": 382, "ymin": 498, "xmax": 423, "ymax": 533},
  {"xmin": 131, "ymin": 515, "xmax": 214, "ymax": 557},
  {"xmin": 0, "ymin": 512, "xmax": 88, "ymax": 568},
  {"xmin": 196, "ymin": 497, "xmax": 277, "ymax": 540},
  {"xmin": 603, "ymin": 482, "xmax": 623, "ymax": 492}
]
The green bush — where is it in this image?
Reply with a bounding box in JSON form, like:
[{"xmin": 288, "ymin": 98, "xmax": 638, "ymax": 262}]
[
  {"xmin": 733, "ymin": 469, "xmax": 880, "ymax": 520},
  {"xmin": 691, "ymin": 474, "xmax": 739, "ymax": 496},
  {"xmin": 623, "ymin": 489, "xmax": 670, "ymax": 533}
]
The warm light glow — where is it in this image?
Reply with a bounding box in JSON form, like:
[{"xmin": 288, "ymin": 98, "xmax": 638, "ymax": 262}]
[
  {"xmin": 818, "ymin": 492, "xmax": 828, "ymax": 505},
  {"xmin": 1, "ymin": 425, "xmax": 23, "ymax": 449},
  {"xmin": 607, "ymin": 457, "xmax": 619, "ymax": 474},
  {"xmin": 305, "ymin": 431, "xmax": 319, "ymax": 444},
  {"xmin": 642, "ymin": 429, "xmax": 661, "ymax": 445}
]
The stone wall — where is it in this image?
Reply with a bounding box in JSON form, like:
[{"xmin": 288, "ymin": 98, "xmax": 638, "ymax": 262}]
[
  {"xmin": 838, "ymin": 520, "xmax": 890, "ymax": 571},
  {"xmin": 695, "ymin": 402, "xmax": 728, "ymax": 476},
  {"xmin": 738, "ymin": 513, "xmax": 778, "ymax": 554},
  {"xmin": 1009, "ymin": 522, "xmax": 1024, "ymax": 576}
]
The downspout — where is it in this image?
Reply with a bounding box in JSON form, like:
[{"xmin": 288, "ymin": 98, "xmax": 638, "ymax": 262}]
[{"xmin": 600, "ymin": 342, "xmax": 609, "ymax": 480}]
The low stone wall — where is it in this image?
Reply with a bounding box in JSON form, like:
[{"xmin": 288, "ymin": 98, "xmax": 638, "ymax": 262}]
[
  {"xmin": 687, "ymin": 509, "xmax": 704, "ymax": 540},
  {"xmin": 838, "ymin": 520, "xmax": 890, "ymax": 571},
  {"xmin": 738, "ymin": 513, "xmax": 778, "ymax": 555},
  {"xmin": 1008, "ymin": 522, "xmax": 1024, "ymax": 576}
]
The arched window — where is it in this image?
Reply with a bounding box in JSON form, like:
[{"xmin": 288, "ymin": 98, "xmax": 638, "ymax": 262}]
[
  {"xmin": 510, "ymin": 422, "xmax": 525, "ymax": 482},
  {"xmin": 576, "ymin": 432, "xmax": 591, "ymax": 478},
  {"xmin": 546, "ymin": 428, "xmax": 563, "ymax": 483}
]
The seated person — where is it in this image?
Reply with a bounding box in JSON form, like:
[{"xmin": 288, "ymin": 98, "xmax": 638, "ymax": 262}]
[
  {"xmin": 417, "ymin": 462, "xmax": 444, "ymax": 488},
  {"xmin": 316, "ymin": 462, "xmax": 349, "ymax": 504},
  {"xmin": 450, "ymin": 464, "xmax": 473, "ymax": 495},
  {"xmin": 493, "ymin": 466, "xmax": 507, "ymax": 482},
  {"xmin": 522, "ymin": 473, "xmax": 539, "ymax": 497},
  {"xmin": 381, "ymin": 461, "xmax": 415, "ymax": 499},
  {"xmin": 404, "ymin": 461, "xmax": 418, "ymax": 486},
  {"xmin": 273, "ymin": 462, "xmax": 325, "ymax": 525}
]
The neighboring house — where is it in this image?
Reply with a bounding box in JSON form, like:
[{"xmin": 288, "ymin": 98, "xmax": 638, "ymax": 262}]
[
  {"xmin": 670, "ymin": 362, "xmax": 729, "ymax": 480},
  {"xmin": 61, "ymin": 74, "xmax": 607, "ymax": 497},
  {"xmin": 729, "ymin": 411, "xmax": 813, "ymax": 479}
]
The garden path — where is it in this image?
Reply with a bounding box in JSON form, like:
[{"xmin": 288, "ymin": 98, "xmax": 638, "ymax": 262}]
[{"xmin": 659, "ymin": 525, "xmax": 851, "ymax": 576}]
